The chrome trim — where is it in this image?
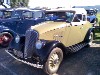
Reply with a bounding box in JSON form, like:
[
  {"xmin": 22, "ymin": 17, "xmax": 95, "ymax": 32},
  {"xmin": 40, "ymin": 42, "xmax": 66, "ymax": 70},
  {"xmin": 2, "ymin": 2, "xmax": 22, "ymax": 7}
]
[{"xmin": 5, "ymin": 50, "xmax": 43, "ymax": 69}]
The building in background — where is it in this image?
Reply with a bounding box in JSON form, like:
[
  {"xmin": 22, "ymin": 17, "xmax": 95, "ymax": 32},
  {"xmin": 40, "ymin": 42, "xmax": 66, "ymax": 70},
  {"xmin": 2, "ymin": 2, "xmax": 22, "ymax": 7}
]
[
  {"xmin": 0, "ymin": 0, "xmax": 11, "ymax": 8},
  {"xmin": 0, "ymin": 0, "xmax": 29, "ymax": 8},
  {"xmin": 28, "ymin": 0, "xmax": 72, "ymax": 9},
  {"xmin": 4, "ymin": 0, "xmax": 10, "ymax": 5}
]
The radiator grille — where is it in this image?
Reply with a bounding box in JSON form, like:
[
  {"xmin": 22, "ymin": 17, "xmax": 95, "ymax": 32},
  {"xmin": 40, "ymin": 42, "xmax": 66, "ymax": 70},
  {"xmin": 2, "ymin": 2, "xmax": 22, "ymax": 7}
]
[{"xmin": 24, "ymin": 29, "xmax": 38, "ymax": 58}]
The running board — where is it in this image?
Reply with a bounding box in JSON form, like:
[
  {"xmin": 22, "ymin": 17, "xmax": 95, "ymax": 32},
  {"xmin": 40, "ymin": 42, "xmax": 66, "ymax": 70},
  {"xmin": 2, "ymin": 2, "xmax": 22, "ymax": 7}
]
[
  {"xmin": 5, "ymin": 50, "xmax": 43, "ymax": 69},
  {"xmin": 67, "ymin": 42, "xmax": 88, "ymax": 53}
]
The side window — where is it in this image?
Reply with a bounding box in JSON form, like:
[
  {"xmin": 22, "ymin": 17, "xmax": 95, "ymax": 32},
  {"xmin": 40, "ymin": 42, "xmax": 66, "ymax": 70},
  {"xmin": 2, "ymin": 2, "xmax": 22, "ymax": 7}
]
[
  {"xmin": 66, "ymin": 12, "xmax": 74, "ymax": 22},
  {"xmin": 83, "ymin": 15, "xmax": 86, "ymax": 21},
  {"xmin": 73, "ymin": 14, "xmax": 82, "ymax": 22},
  {"xmin": 34, "ymin": 11, "xmax": 43, "ymax": 19},
  {"xmin": 22, "ymin": 11, "xmax": 33, "ymax": 19},
  {"xmin": 0, "ymin": 11, "xmax": 3, "ymax": 18},
  {"xmin": 4, "ymin": 11, "xmax": 11, "ymax": 18}
]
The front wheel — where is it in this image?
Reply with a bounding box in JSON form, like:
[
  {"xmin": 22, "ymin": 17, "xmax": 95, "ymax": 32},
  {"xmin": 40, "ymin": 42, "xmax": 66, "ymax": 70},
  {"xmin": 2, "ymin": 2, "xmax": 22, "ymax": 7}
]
[
  {"xmin": 0, "ymin": 32, "xmax": 13, "ymax": 47},
  {"xmin": 44, "ymin": 47, "xmax": 63, "ymax": 74}
]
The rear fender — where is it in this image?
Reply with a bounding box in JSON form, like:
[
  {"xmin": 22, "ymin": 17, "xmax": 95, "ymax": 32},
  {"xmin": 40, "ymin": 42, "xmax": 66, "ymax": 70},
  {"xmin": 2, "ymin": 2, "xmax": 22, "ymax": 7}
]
[{"xmin": 84, "ymin": 28, "xmax": 94, "ymax": 42}]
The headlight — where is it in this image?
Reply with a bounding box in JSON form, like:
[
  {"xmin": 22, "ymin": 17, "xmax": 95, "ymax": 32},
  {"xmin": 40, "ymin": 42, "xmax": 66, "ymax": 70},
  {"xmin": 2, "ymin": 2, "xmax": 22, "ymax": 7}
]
[
  {"xmin": 35, "ymin": 40, "xmax": 43, "ymax": 49},
  {"xmin": 15, "ymin": 35, "xmax": 20, "ymax": 43}
]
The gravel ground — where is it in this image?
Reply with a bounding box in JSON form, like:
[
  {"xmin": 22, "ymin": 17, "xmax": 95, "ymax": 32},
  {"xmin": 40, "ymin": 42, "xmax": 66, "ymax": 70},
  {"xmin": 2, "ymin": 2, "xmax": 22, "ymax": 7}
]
[{"xmin": 0, "ymin": 41, "xmax": 100, "ymax": 75}]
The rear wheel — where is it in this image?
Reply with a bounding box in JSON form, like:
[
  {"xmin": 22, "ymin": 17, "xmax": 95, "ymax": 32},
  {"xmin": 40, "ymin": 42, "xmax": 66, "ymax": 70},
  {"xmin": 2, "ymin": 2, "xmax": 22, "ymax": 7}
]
[
  {"xmin": 87, "ymin": 32, "xmax": 93, "ymax": 47},
  {"xmin": 0, "ymin": 32, "xmax": 13, "ymax": 47},
  {"xmin": 44, "ymin": 47, "xmax": 63, "ymax": 74}
]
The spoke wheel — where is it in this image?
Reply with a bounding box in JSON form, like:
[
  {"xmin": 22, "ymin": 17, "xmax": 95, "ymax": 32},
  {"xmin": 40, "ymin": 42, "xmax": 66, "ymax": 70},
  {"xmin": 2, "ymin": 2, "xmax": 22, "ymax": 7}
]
[
  {"xmin": 49, "ymin": 52, "xmax": 59, "ymax": 70},
  {"xmin": 44, "ymin": 47, "xmax": 63, "ymax": 74},
  {"xmin": 85, "ymin": 32, "xmax": 93, "ymax": 48},
  {"xmin": 88, "ymin": 32, "xmax": 93, "ymax": 46},
  {"xmin": 0, "ymin": 32, "xmax": 13, "ymax": 47}
]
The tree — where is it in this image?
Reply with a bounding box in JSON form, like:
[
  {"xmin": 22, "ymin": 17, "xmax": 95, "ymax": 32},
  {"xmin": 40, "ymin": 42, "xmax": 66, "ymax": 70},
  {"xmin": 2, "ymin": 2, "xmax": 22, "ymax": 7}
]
[{"xmin": 10, "ymin": 0, "xmax": 29, "ymax": 8}]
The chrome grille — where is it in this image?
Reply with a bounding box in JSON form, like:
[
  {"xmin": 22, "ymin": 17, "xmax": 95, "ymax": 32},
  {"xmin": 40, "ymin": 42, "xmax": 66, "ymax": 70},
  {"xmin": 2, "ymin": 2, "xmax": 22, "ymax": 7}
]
[{"xmin": 24, "ymin": 29, "xmax": 38, "ymax": 58}]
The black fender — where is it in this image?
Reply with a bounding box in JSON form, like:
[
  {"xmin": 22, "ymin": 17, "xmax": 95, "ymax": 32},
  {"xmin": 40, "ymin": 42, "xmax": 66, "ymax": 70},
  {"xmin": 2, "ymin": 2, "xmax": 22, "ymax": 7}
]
[
  {"xmin": 0, "ymin": 25, "xmax": 17, "ymax": 37},
  {"xmin": 83, "ymin": 27, "xmax": 94, "ymax": 42},
  {"xmin": 91, "ymin": 19, "xmax": 95, "ymax": 23},
  {"xmin": 91, "ymin": 18, "xmax": 98, "ymax": 23},
  {"xmin": 9, "ymin": 34, "xmax": 25, "ymax": 51},
  {"xmin": 0, "ymin": 26, "xmax": 18, "ymax": 47},
  {"xmin": 37, "ymin": 41, "xmax": 67, "ymax": 63}
]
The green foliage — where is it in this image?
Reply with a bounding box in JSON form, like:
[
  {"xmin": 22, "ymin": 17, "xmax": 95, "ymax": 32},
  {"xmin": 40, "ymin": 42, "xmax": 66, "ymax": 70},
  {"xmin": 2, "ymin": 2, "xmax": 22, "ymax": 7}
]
[
  {"xmin": 97, "ymin": 13, "xmax": 100, "ymax": 23},
  {"xmin": 93, "ymin": 13, "xmax": 100, "ymax": 40},
  {"xmin": 94, "ymin": 26, "xmax": 100, "ymax": 41},
  {"xmin": 10, "ymin": 0, "xmax": 29, "ymax": 8}
]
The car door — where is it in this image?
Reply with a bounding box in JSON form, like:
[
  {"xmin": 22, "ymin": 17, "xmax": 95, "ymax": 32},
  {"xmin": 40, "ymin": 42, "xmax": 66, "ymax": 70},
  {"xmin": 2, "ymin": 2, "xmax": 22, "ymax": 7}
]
[
  {"xmin": 16, "ymin": 11, "xmax": 45, "ymax": 35},
  {"xmin": 80, "ymin": 14, "xmax": 90, "ymax": 41},
  {"xmin": 1, "ymin": 10, "xmax": 18, "ymax": 32},
  {"xmin": 66, "ymin": 14, "xmax": 83, "ymax": 46},
  {"xmin": 16, "ymin": 11, "xmax": 36, "ymax": 35}
]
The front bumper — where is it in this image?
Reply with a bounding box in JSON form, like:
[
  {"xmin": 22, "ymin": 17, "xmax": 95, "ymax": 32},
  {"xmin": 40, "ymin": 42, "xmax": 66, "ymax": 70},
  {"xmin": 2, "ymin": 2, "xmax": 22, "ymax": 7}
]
[{"xmin": 5, "ymin": 49, "xmax": 43, "ymax": 69}]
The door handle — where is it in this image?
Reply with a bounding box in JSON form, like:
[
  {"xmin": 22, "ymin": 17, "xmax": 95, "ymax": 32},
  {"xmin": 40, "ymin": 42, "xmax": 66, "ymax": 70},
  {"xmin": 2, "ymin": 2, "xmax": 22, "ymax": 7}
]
[
  {"xmin": 75, "ymin": 25, "xmax": 77, "ymax": 26},
  {"xmin": 80, "ymin": 27, "xmax": 83, "ymax": 29},
  {"xmin": 68, "ymin": 25, "xmax": 71, "ymax": 27}
]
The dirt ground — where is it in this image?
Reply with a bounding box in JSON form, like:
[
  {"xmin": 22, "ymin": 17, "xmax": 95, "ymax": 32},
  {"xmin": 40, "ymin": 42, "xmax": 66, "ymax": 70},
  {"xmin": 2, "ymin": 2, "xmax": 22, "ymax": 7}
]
[{"xmin": 0, "ymin": 40, "xmax": 100, "ymax": 75}]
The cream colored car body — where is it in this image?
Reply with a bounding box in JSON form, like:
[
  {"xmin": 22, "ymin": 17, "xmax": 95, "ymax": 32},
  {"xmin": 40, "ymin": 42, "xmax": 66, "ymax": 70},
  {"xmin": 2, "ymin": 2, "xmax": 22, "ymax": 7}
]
[{"xmin": 31, "ymin": 8, "xmax": 92, "ymax": 47}]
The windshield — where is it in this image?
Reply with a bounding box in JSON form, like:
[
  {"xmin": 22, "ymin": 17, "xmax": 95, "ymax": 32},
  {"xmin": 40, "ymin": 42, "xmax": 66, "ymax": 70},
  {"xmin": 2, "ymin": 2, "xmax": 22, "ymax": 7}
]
[
  {"xmin": 11, "ymin": 10, "xmax": 33, "ymax": 19},
  {"xmin": 45, "ymin": 11, "xmax": 74, "ymax": 22},
  {"xmin": 0, "ymin": 10, "xmax": 34, "ymax": 19},
  {"xmin": 86, "ymin": 10, "xmax": 96, "ymax": 15}
]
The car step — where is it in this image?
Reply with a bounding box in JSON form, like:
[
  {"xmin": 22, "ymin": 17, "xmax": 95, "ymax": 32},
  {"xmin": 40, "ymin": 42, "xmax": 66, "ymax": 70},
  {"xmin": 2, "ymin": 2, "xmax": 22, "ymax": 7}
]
[
  {"xmin": 5, "ymin": 50, "xmax": 43, "ymax": 69},
  {"xmin": 68, "ymin": 42, "xmax": 88, "ymax": 53}
]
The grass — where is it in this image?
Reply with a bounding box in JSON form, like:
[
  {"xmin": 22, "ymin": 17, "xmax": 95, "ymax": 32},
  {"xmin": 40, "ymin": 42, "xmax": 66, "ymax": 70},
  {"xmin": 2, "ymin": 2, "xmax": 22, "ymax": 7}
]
[
  {"xmin": 94, "ymin": 13, "xmax": 100, "ymax": 41},
  {"xmin": 94, "ymin": 27, "xmax": 100, "ymax": 41},
  {"xmin": 94, "ymin": 29, "xmax": 100, "ymax": 41},
  {"xmin": 97, "ymin": 13, "xmax": 100, "ymax": 23}
]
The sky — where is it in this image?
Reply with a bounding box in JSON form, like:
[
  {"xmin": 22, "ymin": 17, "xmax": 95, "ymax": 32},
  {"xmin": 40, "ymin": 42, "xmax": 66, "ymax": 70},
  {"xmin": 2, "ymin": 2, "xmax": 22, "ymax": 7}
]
[{"xmin": 28, "ymin": 0, "xmax": 100, "ymax": 8}]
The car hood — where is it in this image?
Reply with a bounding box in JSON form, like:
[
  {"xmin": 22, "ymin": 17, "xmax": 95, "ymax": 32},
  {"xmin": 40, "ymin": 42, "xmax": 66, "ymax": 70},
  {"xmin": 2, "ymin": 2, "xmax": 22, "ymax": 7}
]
[
  {"xmin": 87, "ymin": 15, "xmax": 96, "ymax": 18},
  {"xmin": 31, "ymin": 21, "xmax": 69, "ymax": 34}
]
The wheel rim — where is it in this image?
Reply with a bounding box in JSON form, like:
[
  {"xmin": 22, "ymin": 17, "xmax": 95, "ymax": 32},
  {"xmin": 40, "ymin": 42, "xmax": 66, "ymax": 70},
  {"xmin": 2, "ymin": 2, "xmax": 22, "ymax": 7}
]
[
  {"xmin": 0, "ymin": 33, "xmax": 12, "ymax": 46},
  {"xmin": 89, "ymin": 33, "xmax": 93, "ymax": 45},
  {"xmin": 48, "ymin": 52, "xmax": 60, "ymax": 71}
]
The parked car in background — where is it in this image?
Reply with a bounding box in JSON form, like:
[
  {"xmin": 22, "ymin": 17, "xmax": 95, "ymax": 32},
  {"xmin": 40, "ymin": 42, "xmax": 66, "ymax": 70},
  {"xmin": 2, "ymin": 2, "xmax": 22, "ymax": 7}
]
[
  {"xmin": 6, "ymin": 8, "xmax": 93, "ymax": 74},
  {"xmin": 0, "ymin": 7, "xmax": 45, "ymax": 47},
  {"xmin": 86, "ymin": 8, "xmax": 98, "ymax": 26}
]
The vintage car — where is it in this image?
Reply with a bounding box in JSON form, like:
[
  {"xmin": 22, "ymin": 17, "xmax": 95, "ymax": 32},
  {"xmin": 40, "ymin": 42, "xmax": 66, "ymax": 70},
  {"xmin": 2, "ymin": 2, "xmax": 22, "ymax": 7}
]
[
  {"xmin": 6, "ymin": 8, "xmax": 93, "ymax": 74},
  {"xmin": 0, "ymin": 7, "xmax": 45, "ymax": 47},
  {"xmin": 86, "ymin": 8, "xmax": 98, "ymax": 26}
]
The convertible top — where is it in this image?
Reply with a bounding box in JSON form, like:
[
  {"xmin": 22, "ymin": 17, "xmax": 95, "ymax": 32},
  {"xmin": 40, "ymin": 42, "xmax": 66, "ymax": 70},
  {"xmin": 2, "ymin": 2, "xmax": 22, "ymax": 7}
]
[{"xmin": 46, "ymin": 8, "xmax": 87, "ymax": 15}]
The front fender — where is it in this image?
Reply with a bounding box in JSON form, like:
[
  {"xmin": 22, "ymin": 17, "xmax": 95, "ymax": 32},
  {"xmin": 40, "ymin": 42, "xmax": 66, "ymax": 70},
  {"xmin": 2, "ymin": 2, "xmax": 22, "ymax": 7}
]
[
  {"xmin": 90, "ymin": 16, "xmax": 96, "ymax": 23},
  {"xmin": 37, "ymin": 41, "xmax": 67, "ymax": 63}
]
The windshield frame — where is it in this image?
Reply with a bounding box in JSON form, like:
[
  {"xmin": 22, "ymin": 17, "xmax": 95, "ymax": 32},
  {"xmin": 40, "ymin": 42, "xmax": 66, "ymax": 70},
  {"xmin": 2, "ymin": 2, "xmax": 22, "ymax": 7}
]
[{"xmin": 45, "ymin": 10, "xmax": 75, "ymax": 22}]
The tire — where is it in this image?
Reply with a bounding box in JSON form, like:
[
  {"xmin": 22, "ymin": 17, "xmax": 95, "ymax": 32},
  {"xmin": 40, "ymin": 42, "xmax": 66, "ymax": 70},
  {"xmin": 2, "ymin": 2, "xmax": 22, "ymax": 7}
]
[
  {"xmin": 87, "ymin": 32, "xmax": 93, "ymax": 47},
  {"xmin": 44, "ymin": 47, "xmax": 63, "ymax": 74},
  {"xmin": 93, "ymin": 20, "xmax": 97, "ymax": 26},
  {"xmin": 0, "ymin": 32, "xmax": 13, "ymax": 47}
]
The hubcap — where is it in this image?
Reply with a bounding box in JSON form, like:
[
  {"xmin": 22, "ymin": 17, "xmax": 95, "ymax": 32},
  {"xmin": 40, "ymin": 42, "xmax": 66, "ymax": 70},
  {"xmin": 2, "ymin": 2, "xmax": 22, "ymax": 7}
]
[
  {"xmin": 0, "ymin": 34, "xmax": 12, "ymax": 46},
  {"xmin": 89, "ymin": 33, "xmax": 93, "ymax": 45},
  {"xmin": 49, "ymin": 52, "xmax": 59, "ymax": 70},
  {"xmin": 89, "ymin": 34, "xmax": 92, "ymax": 40}
]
